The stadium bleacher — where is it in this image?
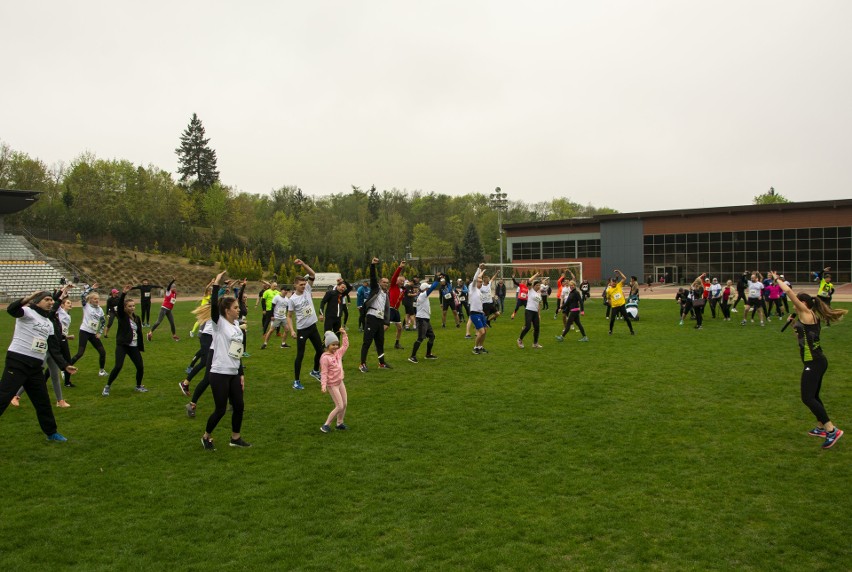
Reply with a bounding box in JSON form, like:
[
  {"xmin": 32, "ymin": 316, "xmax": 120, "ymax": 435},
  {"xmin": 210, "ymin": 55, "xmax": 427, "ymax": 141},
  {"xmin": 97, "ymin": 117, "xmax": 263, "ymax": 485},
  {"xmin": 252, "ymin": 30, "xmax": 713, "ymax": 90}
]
[{"xmin": 0, "ymin": 233, "xmax": 74, "ymax": 301}]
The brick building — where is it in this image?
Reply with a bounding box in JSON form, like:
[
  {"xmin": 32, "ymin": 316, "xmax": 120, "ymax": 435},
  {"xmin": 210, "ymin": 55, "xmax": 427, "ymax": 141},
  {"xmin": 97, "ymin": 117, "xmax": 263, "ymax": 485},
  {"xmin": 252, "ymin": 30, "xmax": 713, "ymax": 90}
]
[{"xmin": 503, "ymin": 199, "xmax": 852, "ymax": 284}]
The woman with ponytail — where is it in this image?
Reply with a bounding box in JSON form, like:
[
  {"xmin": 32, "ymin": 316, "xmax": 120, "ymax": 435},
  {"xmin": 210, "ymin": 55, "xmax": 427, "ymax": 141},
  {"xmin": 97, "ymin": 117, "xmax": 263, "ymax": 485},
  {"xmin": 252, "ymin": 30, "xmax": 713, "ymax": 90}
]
[{"xmin": 769, "ymin": 271, "xmax": 847, "ymax": 449}]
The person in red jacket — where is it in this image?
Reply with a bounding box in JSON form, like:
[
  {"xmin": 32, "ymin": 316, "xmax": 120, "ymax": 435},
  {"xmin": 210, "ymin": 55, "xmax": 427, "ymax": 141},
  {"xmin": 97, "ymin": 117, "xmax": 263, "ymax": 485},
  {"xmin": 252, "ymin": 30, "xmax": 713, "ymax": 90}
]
[
  {"xmin": 387, "ymin": 261, "xmax": 406, "ymax": 350},
  {"xmin": 148, "ymin": 276, "xmax": 179, "ymax": 342}
]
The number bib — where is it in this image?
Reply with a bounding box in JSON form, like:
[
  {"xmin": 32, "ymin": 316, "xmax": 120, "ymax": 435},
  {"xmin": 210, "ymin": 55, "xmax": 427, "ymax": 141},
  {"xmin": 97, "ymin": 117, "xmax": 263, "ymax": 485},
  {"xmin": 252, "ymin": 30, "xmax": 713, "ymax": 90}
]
[
  {"xmin": 375, "ymin": 310, "xmax": 385, "ymax": 319},
  {"xmin": 444, "ymin": 293, "xmax": 451, "ymax": 299},
  {"xmin": 144, "ymin": 292, "xmax": 151, "ymax": 298},
  {"xmin": 228, "ymin": 340, "xmax": 244, "ymax": 359},
  {"xmin": 613, "ymin": 292, "xmax": 623, "ymax": 301},
  {"xmin": 131, "ymin": 330, "xmax": 138, "ymax": 344},
  {"xmin": 31, "ymin": 337, "xmax": 48, "ymax": 354},
  {"xmin": 89, "ymin": 320, "xmax": 100, "ymax": 330}
]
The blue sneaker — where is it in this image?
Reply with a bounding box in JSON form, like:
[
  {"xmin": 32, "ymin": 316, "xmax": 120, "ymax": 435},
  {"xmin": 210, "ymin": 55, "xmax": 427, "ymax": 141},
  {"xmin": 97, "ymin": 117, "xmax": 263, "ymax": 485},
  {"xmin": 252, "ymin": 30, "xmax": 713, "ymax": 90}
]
[
  {"xmin": 320, "ymin": 424, "xmax": 331, "ymax": 433},
  {"xmin": 555, "ymin": 335, "xmax": 564, "ymax": 342},
  {"xmin": 309, "ymin": 370, "xmax": 322, "ymax": 382},
  {"xmin": 336, "ymin": 423, "xmax": 348, "ymax": 431},
  {"xmin": 47, "ymin": 433, "xmax": 67, "ymax": 442},
  {"xmin": 808, "ymin": 427, "xmax": 827, "ymax": 438},
  {"xmin": 292, "ymin": 380, "xmax": 304, "ymax": 390},
  {"xmin": 822, "ymin": 428, "xmax": 843, "ymax": 449}
]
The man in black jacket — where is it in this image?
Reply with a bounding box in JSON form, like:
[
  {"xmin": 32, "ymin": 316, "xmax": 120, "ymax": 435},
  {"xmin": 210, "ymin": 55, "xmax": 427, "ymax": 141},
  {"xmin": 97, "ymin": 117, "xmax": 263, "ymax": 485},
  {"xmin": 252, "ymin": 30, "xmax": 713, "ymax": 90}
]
[{"xmin": 359, "ymin": 258, "xmax": 391, "ymax": 373}]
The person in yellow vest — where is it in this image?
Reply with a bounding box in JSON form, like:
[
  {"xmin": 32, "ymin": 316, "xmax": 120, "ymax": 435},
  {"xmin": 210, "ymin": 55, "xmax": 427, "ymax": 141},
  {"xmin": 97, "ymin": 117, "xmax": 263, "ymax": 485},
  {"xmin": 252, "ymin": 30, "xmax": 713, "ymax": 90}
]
[{"xmin": 607, "ymin": 269, "xmax": 635, "ymax": 336}]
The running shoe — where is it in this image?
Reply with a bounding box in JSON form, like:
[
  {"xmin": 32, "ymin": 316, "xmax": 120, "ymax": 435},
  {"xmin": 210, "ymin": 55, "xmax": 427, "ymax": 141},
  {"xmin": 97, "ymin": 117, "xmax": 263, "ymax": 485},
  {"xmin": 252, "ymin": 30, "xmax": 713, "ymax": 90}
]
[
  {"xmin": 464, "ymin": 335, "xmax": 472, "ymax": 339},
  {"xmin": 186, "ymin": 403, "xmax": 196, "ymax": 418},
  {"xmin": 478, "ymin": 348, "xmax": 489, "ymax": 354},
  {"xmin": 242, "ymin": 352, "xmax": 251, "ymax": 358},
  {"xmin": 229, "ymin": 437, "xmax": 252, "ymax": 448},
  {"xmin": 533, "ymin": 343, "xmax": 543, "ymax": 349},
  {"xmin": 320, "ymin": 425, "xmax": 331, "ymax": 433},
  {"xmin": 730, "ymin": 308, "xmax": 737, "ymax": 313},
  {"xmin": 46, "ymin": 433, "xmax": 68, "ymax": 442},
  {"xmin": 309, "ymin": 370, "xmax": 322, "ymax": 382},
  {"xmin": 517, "ymin": 339, "xmax": 524, "ymax": 349},
  {"xmin": 741, "ymin": 320, "xmax": 747, "ymax": 326},
  {"xmin": 98, "ymin": 369, "xmax": 108, "ymax": 377},
  {"xmin": 201, "ymin": 436, "xmax": 215, "ymax": 451},
  {"xmin": 64, "ymin": 382, "xmax": 76, "ymax": 388},
  {"xmin": 679, "ymin": 320, "xmax": 684, "ymax": 326},
  {"xmin": 408, "ymin": 356, "xmax": 418, "ymax": 364},
  {"xmin": 378, "ymin": 363, "xmax": 392, "ymax": 369},
  {"xmin": 172, "ymin": 335, "xmax": 180, "ymax": 342},
  {"xmin": 822, "ymin": 429, "xmax": 844, "ymax": 449},
  {"xmin": 472, "ymin": 347, "xmax": 481, "ymax": 355},
  {"xmin": 808, "ymin": 427, "xmax": 827, "ymax": 437},
  {"xmin": 292, "ymin": 380, "xmax": 304, "ymax": 390},
  {"xmin": 56, "ymin": 400, "xmax": 71, "ymax": 408},
  {"xmin": 280, "ymin": 342, "xmax": 290, "ymax": 348},
  {"xmin": 101, "ymin": 385, "xmax": 110, "ymax": 396},
  {"xmin": 179, "ymin": 382, "xmax": 191, "ymax": 397},
  {"xmin": 424, "ymin": 354, "xmax": 438, "ymax": 359},
  {"xmin": 359, "ymin": 363, "xmax": 368, "ymax": 373},
  {"xmin": 555, "ymin": 335, "xmax": 564, "ymax": 342},
  {"xmin": 261, "ymin": 343, "xmax": 267, "ymax": 350},
  {"xmin": 135, "ymin": 385, "xmax": 149, "ymax": 393},
  {"xmin": 579, "ymin": 336, "xmax": 589, "ymax": 342},
  {"xmin": 336, "ymin": 423, "xmax": 348, "ymax": 431},
  {"xmin": 394, "ymin": 342, "xmax": 404, "ymax": 350}
]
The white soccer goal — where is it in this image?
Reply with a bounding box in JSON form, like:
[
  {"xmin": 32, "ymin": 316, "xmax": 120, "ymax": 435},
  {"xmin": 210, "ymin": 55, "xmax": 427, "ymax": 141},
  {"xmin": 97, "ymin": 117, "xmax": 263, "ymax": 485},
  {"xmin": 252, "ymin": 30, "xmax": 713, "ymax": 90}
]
[{"xmin": 485, "ymin": 261, "xmax": 583, "ymax": 284}]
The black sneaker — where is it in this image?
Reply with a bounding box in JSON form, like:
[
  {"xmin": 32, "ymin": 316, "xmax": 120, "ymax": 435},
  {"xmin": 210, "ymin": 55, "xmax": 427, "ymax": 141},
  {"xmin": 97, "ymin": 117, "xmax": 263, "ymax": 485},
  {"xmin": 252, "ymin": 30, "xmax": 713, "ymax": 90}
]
[
  {"xmin": 424, "ymin": 354, "xmax": 438, "ymax": 360},
  {"xmin": 394, "ymin": 342, "xmax": 404, "ymax": 350},
  {"xmin": 408, "ymin": 356, "xmax": 418, "ymax": 364},
  {"xmin": 479, "ymin": 348, "xmax": 489, "ymax": 354},
  {"xmin": 336, "ymin": 423, "xmax": 348, "ymax": 431},
  {"xmin": 201, "ymin": 436, "xmax": 215, "ymax": 451},
  {"xmin": 64, "ymin": 382, "xmax": 76, "ymax": 388},
  {"xmin": 229, "ymin": 437, "xmax": 252, "ymax": 448},
  {"xmin": 472, "ymin": 347, "xmax": 481, "ymax": 355}
]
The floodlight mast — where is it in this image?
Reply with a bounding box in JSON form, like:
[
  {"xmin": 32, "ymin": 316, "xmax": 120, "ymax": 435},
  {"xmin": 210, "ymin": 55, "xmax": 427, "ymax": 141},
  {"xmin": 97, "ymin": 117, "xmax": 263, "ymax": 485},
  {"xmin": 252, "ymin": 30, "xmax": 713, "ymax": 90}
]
[{"xmin": 489, "ymin": 187, "xmax": 508, "ymax": 278}]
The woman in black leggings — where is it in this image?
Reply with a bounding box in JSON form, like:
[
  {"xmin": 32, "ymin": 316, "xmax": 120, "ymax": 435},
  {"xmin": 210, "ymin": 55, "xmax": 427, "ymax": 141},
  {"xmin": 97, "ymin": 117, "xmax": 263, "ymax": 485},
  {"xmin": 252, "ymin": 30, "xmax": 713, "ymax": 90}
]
[
  {"xmin": 517, "ymin": 280, "xmax": 543, "ymax": 349},
  {"xmin": 102, "ymin": 285, "xmax": 145, "ymax": 395},
  {"xmin": 768, "ymin": 271, "xmax": 846, "ymax": 449}
]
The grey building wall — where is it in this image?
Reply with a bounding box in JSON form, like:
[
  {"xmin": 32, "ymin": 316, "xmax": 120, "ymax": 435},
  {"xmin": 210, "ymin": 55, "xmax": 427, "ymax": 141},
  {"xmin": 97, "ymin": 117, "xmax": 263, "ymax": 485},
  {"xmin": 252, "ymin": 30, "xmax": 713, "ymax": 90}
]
[{"xmin": 600, "ymin": 220, "xmax": 644, "ymax": 281}]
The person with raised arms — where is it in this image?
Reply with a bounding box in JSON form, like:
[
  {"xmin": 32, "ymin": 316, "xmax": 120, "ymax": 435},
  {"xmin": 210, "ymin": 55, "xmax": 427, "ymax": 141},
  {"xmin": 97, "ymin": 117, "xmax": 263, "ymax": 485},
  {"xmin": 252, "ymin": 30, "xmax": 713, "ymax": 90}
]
[
  {"xmin": 134, "ymin": 278, "xmax": 162, "ymax": 327},
  {"xmin": 319, "ymin": 277, "xmax": 353, "ymax": 335},
  {"xmin": 359, "ymin": 257, "xmax": 392, "ymax": 372},
  {"xmin": 607, "ymin": 269, "xmax": 635, "ymax": 336},
  {"xmin": 408, "ymin": 277, "xmax": 441, "ymax": 363},
  {"xmin": 261, "ymin": 286, "xmax": 293, "ymax": 350},
  {"xmin": 102, "ymin": 284, "xmax": 147, "ymax": 396},
  {"xmin": 70, "ymin": 283, "xmax": 108, "ymax": 376},
  {"xmin": 768, "ymin": 271, "xmax": 846, "ymax": 449},
  {"xmin": 147, "ymin": 276, "xmax": 180, "ymax": 341},
  {"xmin": 319, "ymin": 328, "xmax": 350, "ymax": 434},
  {"xmin": 200, "ymin": 271, "xmax": 251, "ymax": 450},
  {"xmin": 517, "ymin": 278, "xmax": 543, "ymax": 349},
  {"xmin": 286, "ymin": 259, "xmax": 322, "ymax": 390},
  {"xmin": 0, "ymin": 290, "xmax": 78, "ymax": 442},
  {"xmin": 468, "ymin": 263, "xmax": 490, "ymax": 355},
  {"xmin": 555, "ymin": 278, "xmax": 589, "ymax": 342},
  {"xmin": 387, "ymin": 263, "xmax": 406, "ymax": 350}
]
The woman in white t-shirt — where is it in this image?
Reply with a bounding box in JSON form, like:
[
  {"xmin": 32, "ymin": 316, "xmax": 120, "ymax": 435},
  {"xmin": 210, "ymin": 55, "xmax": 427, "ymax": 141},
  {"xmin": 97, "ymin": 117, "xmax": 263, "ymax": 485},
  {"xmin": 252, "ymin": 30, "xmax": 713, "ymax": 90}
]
[
  {"xmin": 71, "ymin": 289, "xmax": 108, "ymax": 376},
  {"xmin": 0, "ymin": 291, "xmax": 78, "ymax": 442},
  {"xmin": 201, "ymin": 272, "xmax": 251, "ymax": 450},
  {"xmin": 517, "ymin": 280, "xmax": 544, "ymax": 349}
]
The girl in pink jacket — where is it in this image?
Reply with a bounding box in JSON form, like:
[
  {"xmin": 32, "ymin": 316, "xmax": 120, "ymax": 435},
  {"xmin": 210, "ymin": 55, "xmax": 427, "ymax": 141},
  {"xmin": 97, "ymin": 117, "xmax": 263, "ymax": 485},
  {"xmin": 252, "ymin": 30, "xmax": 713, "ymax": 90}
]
[{"xmin": 320, "ymin": 329, "xmax": 349, "ymax": 433}]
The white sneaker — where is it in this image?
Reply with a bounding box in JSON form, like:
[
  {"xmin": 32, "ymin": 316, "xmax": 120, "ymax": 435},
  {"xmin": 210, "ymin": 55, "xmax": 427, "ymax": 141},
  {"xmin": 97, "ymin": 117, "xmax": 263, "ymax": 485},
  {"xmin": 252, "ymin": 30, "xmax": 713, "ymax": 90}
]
[
  {"xmin": 98, "ymin": 369, "xmax": 108, "ymax": 377},
  {"xmin": 731, "ymin": 308, "xmax": 738, "ymax": 313}
]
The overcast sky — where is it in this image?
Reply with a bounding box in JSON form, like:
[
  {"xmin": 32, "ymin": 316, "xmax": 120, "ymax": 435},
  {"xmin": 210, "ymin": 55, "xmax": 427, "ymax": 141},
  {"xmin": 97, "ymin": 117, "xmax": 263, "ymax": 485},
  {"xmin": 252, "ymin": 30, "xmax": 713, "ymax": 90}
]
[{"xmin": 4, "ymin": 1, "xmax": 851, "ymax": 214}]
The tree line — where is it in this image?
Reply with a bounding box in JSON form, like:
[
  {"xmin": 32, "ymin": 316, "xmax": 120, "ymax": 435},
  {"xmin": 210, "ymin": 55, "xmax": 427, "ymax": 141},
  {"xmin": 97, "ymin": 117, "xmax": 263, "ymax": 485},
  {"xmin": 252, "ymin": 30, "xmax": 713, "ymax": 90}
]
[{"xmin": 1, "ymin": 124, "xmax": 617, "ymax": 280}]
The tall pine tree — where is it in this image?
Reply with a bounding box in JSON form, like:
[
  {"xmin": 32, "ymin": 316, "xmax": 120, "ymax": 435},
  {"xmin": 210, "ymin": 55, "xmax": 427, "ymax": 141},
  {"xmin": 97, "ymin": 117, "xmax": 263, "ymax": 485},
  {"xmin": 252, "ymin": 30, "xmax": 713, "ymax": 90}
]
[
  {"xmin": 457, "ymin": 222, "xmax": 484, "ymax": 274},
  {"xmin": 175, "ymin": 113, "xmax": 220, "ymax": 191}
]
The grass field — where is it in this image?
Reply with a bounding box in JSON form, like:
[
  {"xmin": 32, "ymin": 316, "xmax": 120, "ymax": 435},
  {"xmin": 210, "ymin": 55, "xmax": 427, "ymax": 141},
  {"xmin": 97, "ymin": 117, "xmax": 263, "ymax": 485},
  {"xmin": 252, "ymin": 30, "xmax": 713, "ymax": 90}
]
[{"xmin": 0, "ymin": 296, "xmax": 850, "ymax": 571}]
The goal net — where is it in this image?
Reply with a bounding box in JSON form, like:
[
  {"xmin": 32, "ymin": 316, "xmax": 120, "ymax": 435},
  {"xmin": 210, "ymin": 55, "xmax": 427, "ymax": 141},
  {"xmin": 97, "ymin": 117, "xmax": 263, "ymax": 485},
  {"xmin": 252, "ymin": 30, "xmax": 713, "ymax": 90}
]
[{"xmin": 485, "ymin": 262, "xmax": 583, "ymax": 284}]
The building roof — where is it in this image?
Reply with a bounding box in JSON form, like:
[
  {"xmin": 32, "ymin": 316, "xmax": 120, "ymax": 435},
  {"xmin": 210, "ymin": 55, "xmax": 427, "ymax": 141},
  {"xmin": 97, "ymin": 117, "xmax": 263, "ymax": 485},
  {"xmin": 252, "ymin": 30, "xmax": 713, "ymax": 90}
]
[
  {"xmin": 502, "ymin": 198, "xmax": 852, "ymax": 231},
  {"xmin": 0, "ymin": 189, "xmax": 41, "ymax": 215}
]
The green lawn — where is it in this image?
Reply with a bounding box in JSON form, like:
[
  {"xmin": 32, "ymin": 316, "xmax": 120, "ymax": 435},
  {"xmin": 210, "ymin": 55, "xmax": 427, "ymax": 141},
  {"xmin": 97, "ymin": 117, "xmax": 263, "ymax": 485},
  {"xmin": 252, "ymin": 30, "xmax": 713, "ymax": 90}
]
[{"xmin": 0, "ymin": 297, "xmax": 849, "ymax": 570}]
